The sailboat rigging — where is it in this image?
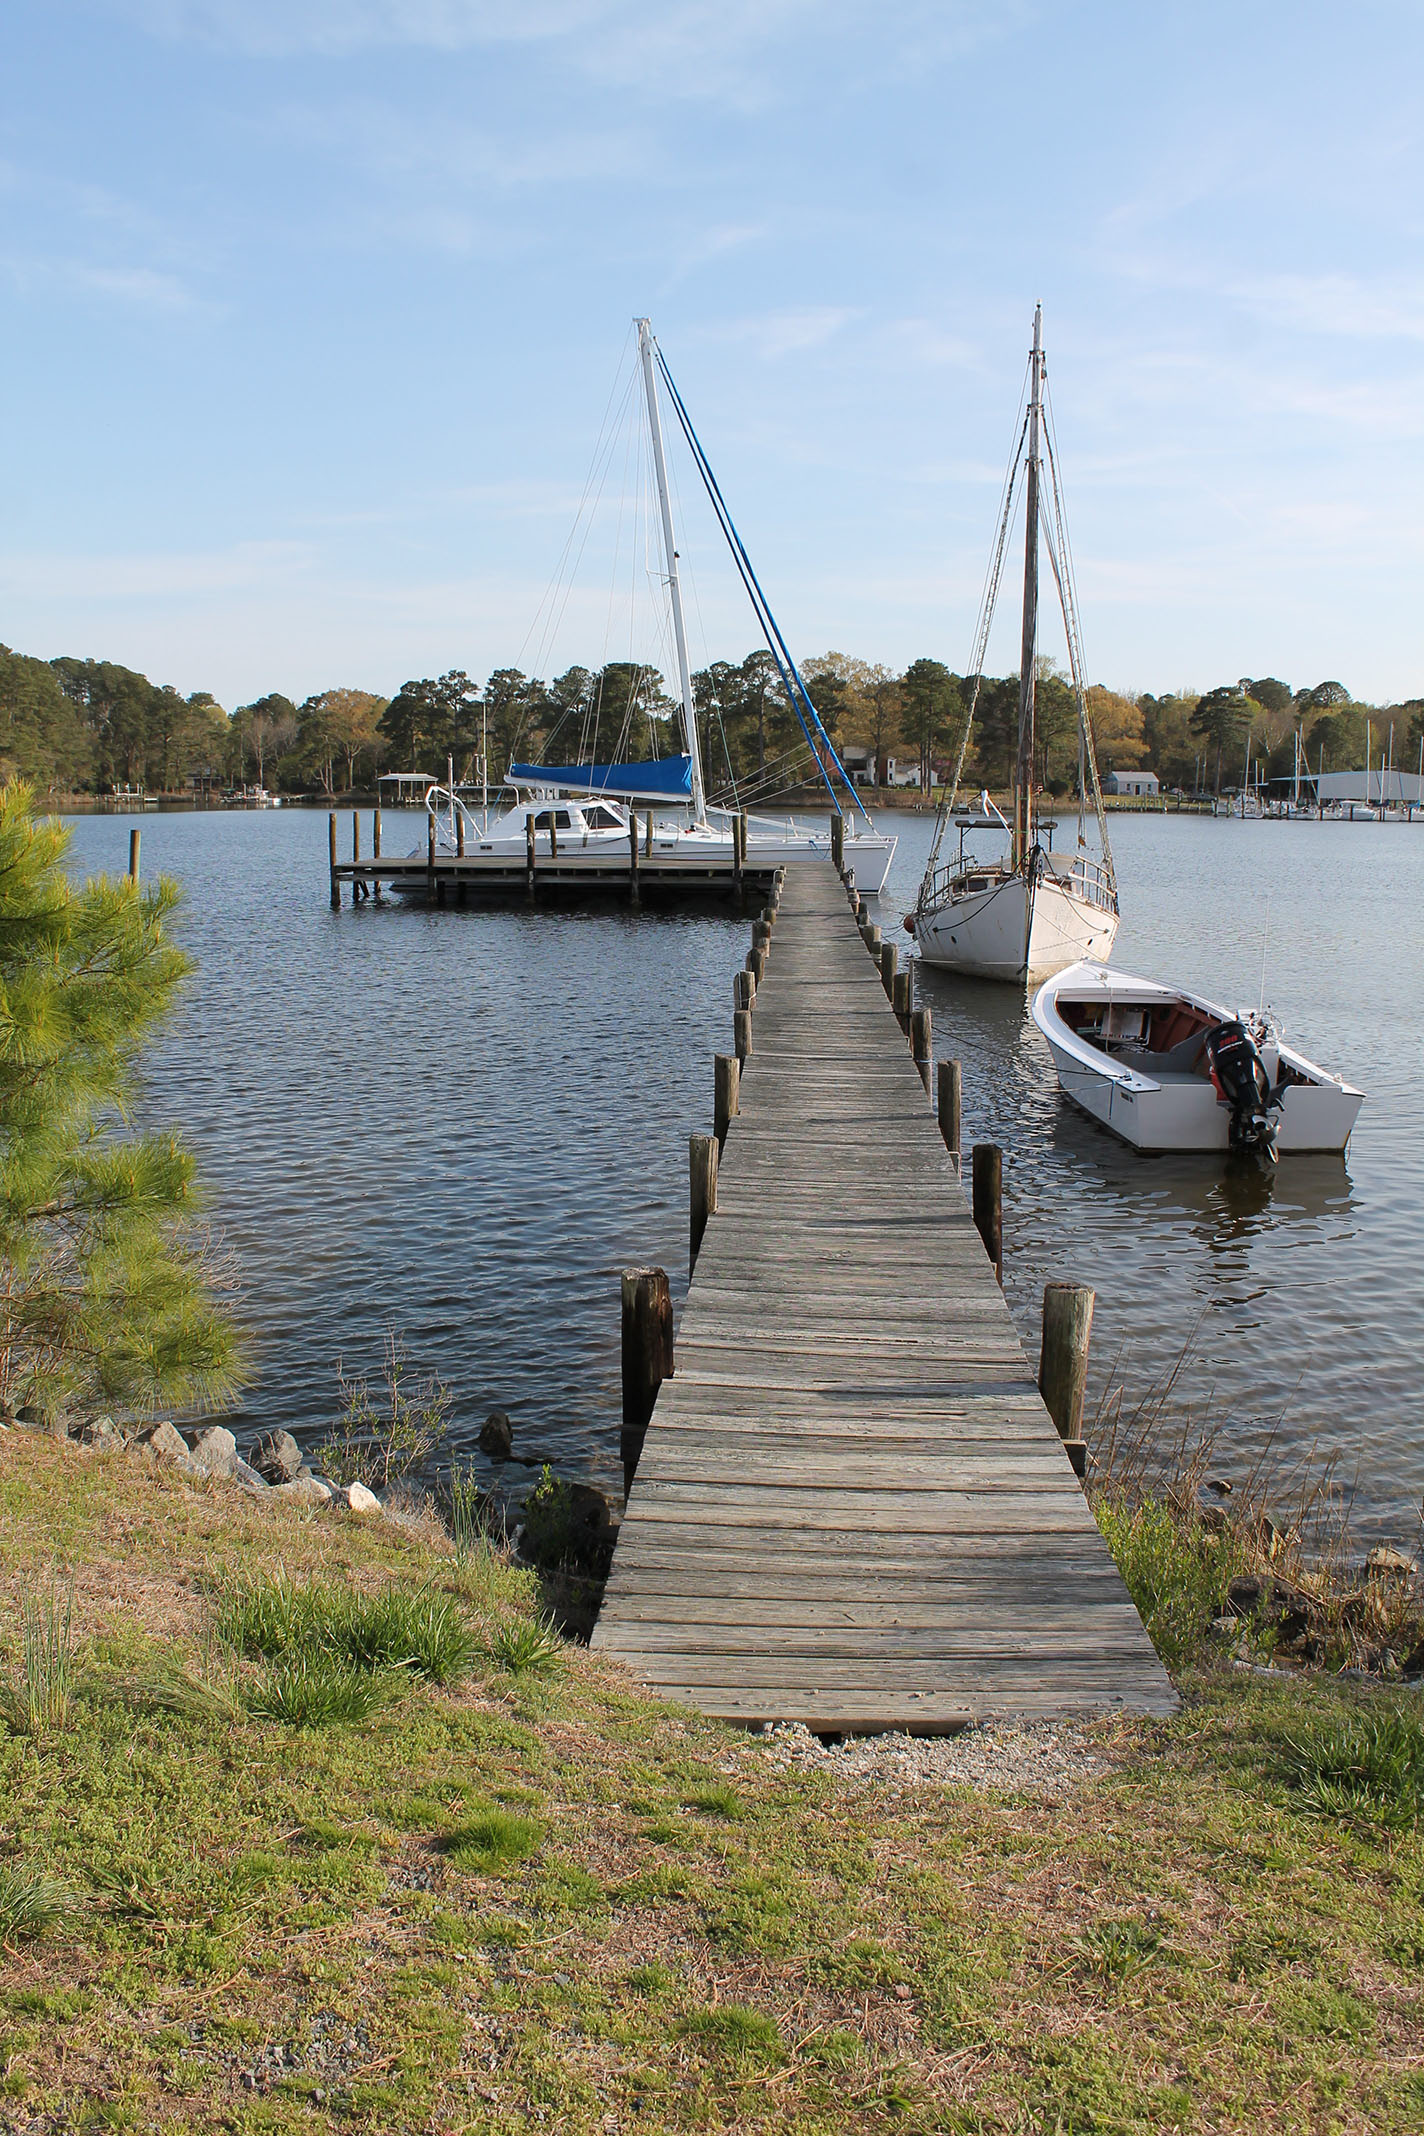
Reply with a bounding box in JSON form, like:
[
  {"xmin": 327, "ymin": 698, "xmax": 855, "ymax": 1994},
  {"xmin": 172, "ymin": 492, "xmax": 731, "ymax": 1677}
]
[{"xmin": 910, "ymin": 306, "xmax": 1120, "ymax": 981}]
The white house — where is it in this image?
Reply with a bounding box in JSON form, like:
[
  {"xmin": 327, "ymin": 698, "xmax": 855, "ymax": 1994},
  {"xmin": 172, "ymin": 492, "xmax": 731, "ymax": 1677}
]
[{"xmin": 1104, "ymin": 770, "xmax": 1160, "ymax": 797}]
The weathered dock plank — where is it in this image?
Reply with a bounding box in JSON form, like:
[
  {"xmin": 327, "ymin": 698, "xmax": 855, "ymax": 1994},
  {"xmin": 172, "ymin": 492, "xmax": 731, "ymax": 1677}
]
[{"xmin": 592, "ymin": 863, "xmax": 1174, "ymax": 1730}]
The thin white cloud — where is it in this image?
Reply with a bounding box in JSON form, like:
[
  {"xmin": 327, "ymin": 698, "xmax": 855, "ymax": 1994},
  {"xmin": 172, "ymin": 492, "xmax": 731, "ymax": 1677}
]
[{"xmin": 0, "ymin": 254, "xmax": 201, "ymax": 313}]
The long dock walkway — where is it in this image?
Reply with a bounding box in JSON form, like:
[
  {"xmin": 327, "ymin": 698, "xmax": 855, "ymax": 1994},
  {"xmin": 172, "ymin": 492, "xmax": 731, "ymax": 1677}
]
[{"xmin": 593, "ymin": 865, "xmax": 1174, "ymax": 1731}]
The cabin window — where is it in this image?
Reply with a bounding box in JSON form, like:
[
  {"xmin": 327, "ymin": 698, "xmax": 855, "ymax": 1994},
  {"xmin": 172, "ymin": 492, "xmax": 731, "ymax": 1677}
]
[
  {"xmin": 532, "ymin": 810, "xmax": 573, "ymax": 832},
  {"xmin": 585, "ymin": 806, "xmax": 621, "ymax": 829}
]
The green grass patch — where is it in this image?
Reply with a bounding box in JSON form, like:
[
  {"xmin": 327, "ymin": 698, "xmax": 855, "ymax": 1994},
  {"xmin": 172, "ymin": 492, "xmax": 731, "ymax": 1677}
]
[
  {"xmin": 243, "ymin": 1654, "xmax": 400, "ymax": 1727},
  {"xmin": 1095, "ymin": 1494, "xmax": 1241, "ymax": 1670},
  {"xmin": 487, "ymin": 1618, "xmax": 563, "ymax": 1677},
  {"xmin": 1280, "ymin": 1703, "xmax": 1424, "ymax": 1830},
  {"xmin": 684, "ymin": 1780, "xmax": 743, "ymax": 1820},
  {"xmin": 439, "ymin": 1810, "xmax": 541, "ymax": 1873},
  {"xmin": 0, "ymin": 1863, "xmax": 77, "ymax": 1944},
  {"xmin": 218, "ymin": 1575, "xmax": 477, "ymax": 1684},
  {"xmin": 1, "ymin": 1585, "xmax": 79, "ymax": 1739},
  {"xmin": 678, "ymin": 2002, "xmax": 783, "ymax": 2065}
]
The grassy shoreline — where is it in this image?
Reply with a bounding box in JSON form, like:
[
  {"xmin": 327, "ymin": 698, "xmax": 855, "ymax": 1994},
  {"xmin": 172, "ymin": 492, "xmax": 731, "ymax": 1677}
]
[{"xmin": 2, "ymin": 1429, "xmax": 1422, "ymax": 2135}]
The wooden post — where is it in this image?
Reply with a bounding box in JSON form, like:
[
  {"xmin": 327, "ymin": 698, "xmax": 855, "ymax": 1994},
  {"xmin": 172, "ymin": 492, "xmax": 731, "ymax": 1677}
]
[
  {"xmin": 629, "ymin": 809, "xmax": 640, "ymax": 903},
  {"xmin": 645, "ymin": 809, "xmax": 653, "ymax": 858},
  {"xmin": 373, "ymin": 805, "xmax": 381, "ymax": 857},
  {"xmin": 850, "ymin": 890, "xmax": 861, "ymax": 920},
  {"xmin": 689, "ymin": 1132, "xmax": 718, "ymax": 1271},
  {"xmin": 753, "ymin": 919, "xmax": 771, "ymax": 951},
  {"xmin": 937, "ymin": 1057, "xmax": 962, "ymax": 1158},
  {"xmin": 866, "ymin": 922, "xmax": 882, "ymax": 956},
  {"xmin": 893, "ymin": 968, "xmax": 911, "ymax": 1023},
  {"xmin": 715, "ymin": 1053, "xmax": 740, "ymax": 1144},
  {"xmin": 549, "ymin": 816, "xmax": 558, "ymax": 859},
  {"xmin": 734, "ymin": 1007, "xmax": 752, "ymax": 1061},
  {"xmin": 880, "ymin": 941, "xmax": 897, "ymax": 999},
  {"xmin": 526, "ymin": 812, "xmax": 536, "ymax": 899},
  {"xmin": 747, "ymin": 946, "xmax": 766, "ymax": 986},
  {"xmin": 734, "ymin": 809, "xmax": 746, "ymax": 886},
  {"xmin": 621, "ymin": 1266, "xmax": 674, "ymax": 1491},
  {"xmin": 830, "ymin": 812, "xmax": 844, "ymax": 872},
  {"xmin": 972, "ymin": 1143, "xmax": 1003, "ymax": 1283},
  {"xmin": 911, "ymin": 1004, "xmax": 932, "ymax": 1091},
  {"xmin": 733, "ymin": 968, "xmax": 754, "ymax": 1011},
  {"xmin": 328, "ymin": 813, "xmax": 339, "ymax": 908},
  {"xmin": 456, "ymin": 806, "xmax": 465, "ymax": 859},
  {"xmin": 127, "ymin": 827, "xmax": 141, "ymax": 882},
  {"xmin": 1038, "ymin": 1282, "xmax": 1095, "ymax": 1443}
]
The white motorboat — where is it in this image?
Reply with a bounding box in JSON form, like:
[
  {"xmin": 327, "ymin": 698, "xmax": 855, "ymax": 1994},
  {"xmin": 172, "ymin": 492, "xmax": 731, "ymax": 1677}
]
[
  {"xmin": 1032, "ymin": 962, "xmax": 1363, "ymax": 1157},
  {"xmin": 910, "ymin": 306, "xmax": 1119, "ymax": 982}
]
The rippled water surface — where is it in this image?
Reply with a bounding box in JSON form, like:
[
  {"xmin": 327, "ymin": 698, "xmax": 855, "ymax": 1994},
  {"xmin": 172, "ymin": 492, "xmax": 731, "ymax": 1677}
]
[{"xmin": 64, "ymin": 805, "xmax": 1424, "ymax": 1533}]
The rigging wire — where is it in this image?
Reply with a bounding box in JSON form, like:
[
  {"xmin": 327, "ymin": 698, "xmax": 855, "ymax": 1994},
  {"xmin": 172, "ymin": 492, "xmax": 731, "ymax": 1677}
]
[
  {"xmin": 1040, "ymin": 375, "xmax": 1116, "ymax": 890},
  {"xmin": 654, "ymin": 348, "xmax": 870, "ymax": 822}
]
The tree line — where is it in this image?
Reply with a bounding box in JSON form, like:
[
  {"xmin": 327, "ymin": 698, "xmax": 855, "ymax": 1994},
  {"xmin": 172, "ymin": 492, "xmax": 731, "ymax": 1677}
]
[{"xmin": 2, "ymin": 639, "xmax": 1420, "ymax": 799}]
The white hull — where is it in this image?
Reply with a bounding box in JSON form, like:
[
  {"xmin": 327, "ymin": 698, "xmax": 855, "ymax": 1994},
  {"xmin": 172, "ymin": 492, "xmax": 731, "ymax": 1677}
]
[
  {"xmin": 1032, "ymin": 962, "xmax": 1362, "ymax": 1154},
  {"xmin": 914, "ymin": 866, "xmax": 1119, "ymax": 982},
  {"xmin": 400, "ymin": 793, "xmax": 897, "ymax": 894}
]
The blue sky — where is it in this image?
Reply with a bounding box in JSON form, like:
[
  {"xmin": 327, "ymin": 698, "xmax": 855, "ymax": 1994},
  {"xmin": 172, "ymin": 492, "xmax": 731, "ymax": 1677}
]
[{"xmin": 2, "ymin": 0, "xmax": 1421, "ymax": 708}]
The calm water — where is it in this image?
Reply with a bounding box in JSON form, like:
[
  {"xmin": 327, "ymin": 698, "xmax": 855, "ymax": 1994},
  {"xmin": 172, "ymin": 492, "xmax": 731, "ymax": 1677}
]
[{"xmin": 62, "ymin": 806, "xmax": 1424, "ymax": 1536}]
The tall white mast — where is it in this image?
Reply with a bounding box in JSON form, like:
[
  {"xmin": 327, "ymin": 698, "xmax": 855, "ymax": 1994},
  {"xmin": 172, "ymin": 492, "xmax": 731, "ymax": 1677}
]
[
  {"xmin": 1014, "ymin": 303, "xmax": 1043, "ymax": 873},
  {"xmin": 637, "ymin": 317, "xmax": 707, "ymax": 823}
]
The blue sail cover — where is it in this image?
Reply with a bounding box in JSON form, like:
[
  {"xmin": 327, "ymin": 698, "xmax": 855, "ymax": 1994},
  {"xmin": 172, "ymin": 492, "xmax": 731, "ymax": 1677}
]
[{"xmin": 507, "ymin": 756, "xmax": 693, "ymax": 802}]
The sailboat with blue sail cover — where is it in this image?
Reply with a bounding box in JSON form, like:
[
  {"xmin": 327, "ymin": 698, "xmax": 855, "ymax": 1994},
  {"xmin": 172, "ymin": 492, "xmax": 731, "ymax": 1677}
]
[{"xmin": 408, "ymin": 320, "xmax": 897, "ymax": 894}]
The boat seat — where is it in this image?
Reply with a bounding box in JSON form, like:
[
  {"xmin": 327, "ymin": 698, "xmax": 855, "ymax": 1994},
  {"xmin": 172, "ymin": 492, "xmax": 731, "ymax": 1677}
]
[{"xmin": 1115, "ymin": 1030, "xmax": 1209, "ymax": 1075}]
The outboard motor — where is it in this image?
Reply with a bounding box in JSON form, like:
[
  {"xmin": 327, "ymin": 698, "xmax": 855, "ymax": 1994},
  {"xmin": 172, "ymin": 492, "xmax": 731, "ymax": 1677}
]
[{"xmin": 1204, "ymin": 1020, "xmax": 1281, "ymax": 1159}]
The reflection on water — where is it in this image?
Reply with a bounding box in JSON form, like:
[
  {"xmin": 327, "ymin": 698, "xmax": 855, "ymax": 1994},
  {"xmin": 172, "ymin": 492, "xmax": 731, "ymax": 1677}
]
[{"xmin": 57, "ymin": 802, "xmax": 1424, "ymax": 1540}]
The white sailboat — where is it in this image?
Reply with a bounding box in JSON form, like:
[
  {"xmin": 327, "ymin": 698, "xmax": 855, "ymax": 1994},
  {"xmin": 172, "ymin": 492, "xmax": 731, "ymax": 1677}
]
[
  {"xmin": 413, "ymin": 318, "xmax": 896, "ymax": 897},
  {"xmin": 910, "ymin": 306, "xmax": 1119, "ymax": 981}
]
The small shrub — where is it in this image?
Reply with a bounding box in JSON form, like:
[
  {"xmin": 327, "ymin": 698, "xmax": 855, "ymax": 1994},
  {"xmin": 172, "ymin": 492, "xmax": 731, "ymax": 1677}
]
[
  {"xmin": 440, "ymin": 1810, "xmax": 541, "ymax": 1873},
  {"xmin": 448, "ymin": 1461, "xmax": 487, "ymax": 1563},
  {"xmin": 519, "ymin": 1466, "xmax": 577, "ymax": 1569},
  {"xmin": 678, "ymin": 2003, "xmax": 783, "ymax": 2064},
  {"xmin": 488, "ymin": 1618, "xmax": 563, "ymax": 1678},
  {"xmin": 1280, "ymin": 1705, "xmax": 1424, "ymax": 1831},
  {"xmin": 244, "ymin": 1654, "xmax": 398, "ymax": 1728},
  {"xmin": 318, "ymin": 1329, "xmax": 452, "ymax": 1491},
  {"xmin": 218, "ymin": 1572, "xmax": 315, "ymax": 1658},
  {"xmin": 1, "ymin": 1584, "xmax": 78, "ymax": 1738},
  {"xmin": 0, "ymin": 1864, "xmax": 77, "ymax": 1945},
  {"xmin": 1095, "ymin": 1496, "xmax": 1238, "ymax": 1672}
]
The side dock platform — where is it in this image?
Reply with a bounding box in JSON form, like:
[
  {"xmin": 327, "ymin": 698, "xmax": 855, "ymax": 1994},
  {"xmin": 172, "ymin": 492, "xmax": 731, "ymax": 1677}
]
[{"xmin": 593, "ymin": 864, "xmax": 1175, "ymax": 1733}]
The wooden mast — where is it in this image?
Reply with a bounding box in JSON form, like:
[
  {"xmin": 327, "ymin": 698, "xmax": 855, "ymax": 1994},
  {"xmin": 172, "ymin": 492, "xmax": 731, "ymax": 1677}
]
[{"xmin": 1014, "ymin": 303, "xmax": 1043, "ymax": 873}]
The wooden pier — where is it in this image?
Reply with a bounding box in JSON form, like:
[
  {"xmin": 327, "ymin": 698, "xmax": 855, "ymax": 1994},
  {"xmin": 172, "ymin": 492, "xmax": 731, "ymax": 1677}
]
[{"xmin": 593, "ymin": 864, "xmax": 1175, "ymax": 1732}]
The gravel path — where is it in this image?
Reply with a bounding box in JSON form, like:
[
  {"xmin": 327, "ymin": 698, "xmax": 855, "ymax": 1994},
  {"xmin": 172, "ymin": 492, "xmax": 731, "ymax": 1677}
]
[{"xmin": 749, "ymin": 1719, "xmax": 1113, "ymax": 1796}]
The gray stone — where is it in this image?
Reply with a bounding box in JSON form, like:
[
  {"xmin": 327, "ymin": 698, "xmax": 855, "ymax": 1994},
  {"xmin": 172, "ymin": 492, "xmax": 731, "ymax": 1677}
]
[
  {"xmin": 1366, "ymin": 1545, "xmax": 1416, "ymax": 1581},
  {"xmin": 74, "ymin": 1415, "xmax": 122, "ymax": 1448},
  {"xmin": 134, "ymin": 1419, "xmax": 192, "ymax": 1465},
  {"xmin": 250, "ymin": 1428, "xmax": 304, "ymax": 1484},
  {"xmin": 228, "ymin": 1456, "xmax": 270, "ymax": 1493},
  {"xmin": 188, "ymin": 1425, "xmax": 238, "ymax": 1474},
  {"xmin": 479, "ymin": 1410, "xmax": 514, "ymax": 1459},
  {"xmin": 270, "ymin": 1474, "xmax": 334, "ymax": 1506}
]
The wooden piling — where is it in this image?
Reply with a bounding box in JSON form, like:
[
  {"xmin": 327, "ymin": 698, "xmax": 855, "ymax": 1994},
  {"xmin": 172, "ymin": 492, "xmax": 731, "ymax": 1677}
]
[
  {"xmin": 629, "ymin": 809, "xmax": 640, "ymax": 902},
  {"xmin": 892, "ymin": 968, "xmax": 911, "ymax": 1023},
  {"xmin": 911, "ymin": 1004, "xmax": 932, "ymax": 1091},
  {"xmin": 328, "ymin": 814, "xmax": 339, "ymax": 908},
  {"xmin": 373, "ymin": 806, "xmax": 381, "ymax": 858},
  {"xmin": 830, "ymin": 812, "xmax": 844, "ymax": 872},
  {"xmin": 1038, "ymin": 1282, "xmax": 1095, "ymax": 1444},
  {"xmin": 714, "ymin": 1052, "xmax": 740, "ymax": 1144},
  {"xmin": 456, "ymin": 807, "xmax": 465, "ymax": 859},
  {"xmin": 689, "ymin": 1132, "xmax": 718, "ymax": 1270},
  {"xmin": 753, "ymin": 919, "xmax": 771, "ymax": 951},
  {"xmin": 734, "ymin": 1007, "xmax": 753, "ymax": 1060},
  {"xmin": 880, "ymin": 941, "xmax": 898, "ymax": 999},
  {"xmin": 937, "ymin": 1057, "xmax": 962, "ymax": 1158},
  {"xmin": 733, "ymin": 968, "xmax": 754, "ymax": 1012},
  {"xmin": 866, "ymin": 922, "xmax": 882, "ymax": 956},
  {"xmin": 645, "ymin": 810, "xmax": 654, "ymax": 858},
  {"xmin": 748, "ymin": 946, "xmax": 767, "ymax": 986},
  {"xmin": 620, "ymin": 1266, "xmax": 674, "ymax": 1491},
  {"xmin": 128, "ymin": 827, "xmax": 141, "ymax": 883},
  {"xmin": 525, "ymin": 813, "xmax": 536, "ymax": 899},
  {"xmin": 971, "ymin": 1143, "xmax": 1003, "ymax": 1283}
]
